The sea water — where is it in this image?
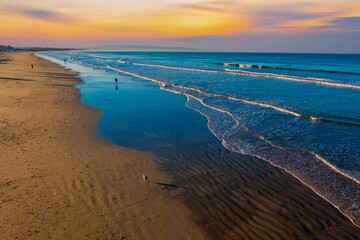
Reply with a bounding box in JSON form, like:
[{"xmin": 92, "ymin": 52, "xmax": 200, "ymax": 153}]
[{"xmin": 37, "ymin": 51, "xmax": 360, "ymax": 225}]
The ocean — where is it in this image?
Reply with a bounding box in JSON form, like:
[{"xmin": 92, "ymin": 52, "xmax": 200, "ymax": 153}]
[{"xmin": 37, "ymin": 51, "xmax": 360, "ymax": 226}]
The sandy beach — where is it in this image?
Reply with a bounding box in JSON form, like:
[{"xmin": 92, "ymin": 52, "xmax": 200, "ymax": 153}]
[
  {"xmin": 1, "ymin": 51, "xmax": 360, "ymax": 240},
  {"xmin": 0, "ymin": 52, "xmax": 205, "ymax": 239}
]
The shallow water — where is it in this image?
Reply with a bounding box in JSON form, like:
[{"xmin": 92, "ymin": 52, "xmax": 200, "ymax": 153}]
[{"xmin": 37, "ymin": 51, "xmax": 360, "ymax": 226}]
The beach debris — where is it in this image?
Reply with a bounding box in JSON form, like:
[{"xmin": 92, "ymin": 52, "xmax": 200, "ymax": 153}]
[{"xmin": 143, "ymin": 174, "xmax": 148, "ymax": 181}]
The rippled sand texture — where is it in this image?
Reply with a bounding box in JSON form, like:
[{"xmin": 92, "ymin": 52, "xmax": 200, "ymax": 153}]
[
  {"xmin": 156, "ymin": 138, "xmax": 360, "ymax": 239},
  {"xmin": 0, "ymin": 52, "xmax": 205, "ymax": 240}
]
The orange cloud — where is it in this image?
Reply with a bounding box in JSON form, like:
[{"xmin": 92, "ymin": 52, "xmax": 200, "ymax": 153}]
[
  {"xmin": 1, "ymin": 0, "xmax": 359, "ymax": 41},
  {"xmin": 0, "ymin": 5, "xmax": 245, "ymax": 39}
]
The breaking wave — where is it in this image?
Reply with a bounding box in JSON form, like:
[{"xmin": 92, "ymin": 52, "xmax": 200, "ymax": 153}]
[
  {"xmin": 220, "ymin": 62, "xmax": 360, "ymax": 75},
  {"xmin": 119, "ymin": 62, "xmax": 360, "ymax": 90}
]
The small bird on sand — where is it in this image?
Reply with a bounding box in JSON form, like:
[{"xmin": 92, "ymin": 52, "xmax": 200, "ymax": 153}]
[{"xmin": 143, "ymin": 174, "xmax": 148, "ymax": 181}]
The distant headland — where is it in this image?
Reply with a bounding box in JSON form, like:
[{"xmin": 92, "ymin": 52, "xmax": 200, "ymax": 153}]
[{"xmin": 86, "ymin": 45, "xmax": 202, "ymax": 52}]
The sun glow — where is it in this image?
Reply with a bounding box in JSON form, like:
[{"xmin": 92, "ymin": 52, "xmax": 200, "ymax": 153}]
[{"xmin": 0, "ymin": 0, "xmax": 359, "ymax": 45}]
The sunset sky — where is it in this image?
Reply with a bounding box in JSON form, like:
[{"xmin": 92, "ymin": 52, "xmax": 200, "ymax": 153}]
[{"xmin": 1, "ymin": 0, "xmax": 360, "ymax": 52}]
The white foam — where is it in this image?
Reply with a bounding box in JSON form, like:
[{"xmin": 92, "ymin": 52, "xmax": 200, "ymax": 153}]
[
  {"xmin": 125, "ymin": 62, "xmax": 360, "ymax": 90},
  {"xmin": 225, "ymin": 69, "xmax": 360, "ymax": 90},
  {"xmin": 107, "ymin": 66, "xmax": 323, "ymax": 121},
  {"xmin": 107, "ymin": 65, "xmax": 360, "ymax": 185},
  {"xmin": 186, "ymin": 96, "xmax": 360, "ymax": 227},
  {"xmin": 88, "ymin": 54, "xmax": 115, "ymax": 59}
]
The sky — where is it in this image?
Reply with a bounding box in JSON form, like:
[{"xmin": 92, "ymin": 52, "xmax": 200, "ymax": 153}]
[{"xmin": 0, "ymin": 0, "xmax": 360, "ymax": 53}]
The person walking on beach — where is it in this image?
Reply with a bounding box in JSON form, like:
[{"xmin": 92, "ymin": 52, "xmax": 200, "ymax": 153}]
[
  {"xmin": 31, "ymin": 64, "xmax": 33, "ymax": 69},
  {"xmin": 115, "ymin": 78, "xmax": 118, "ymax": 90}
]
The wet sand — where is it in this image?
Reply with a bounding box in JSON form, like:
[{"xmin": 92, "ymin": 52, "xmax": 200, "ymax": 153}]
[
  {"xmin": 156, "ymin": 138, "xmax": 360, "ymax": 239},
  {"xmin": 0, "ymin": 52, "xmax": 205, "ymax": 239}
]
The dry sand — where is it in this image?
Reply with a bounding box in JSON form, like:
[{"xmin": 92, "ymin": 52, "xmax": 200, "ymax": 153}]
[{"xmin": 0, "ymin": 52, "xmax": 206, "ymax": 239}]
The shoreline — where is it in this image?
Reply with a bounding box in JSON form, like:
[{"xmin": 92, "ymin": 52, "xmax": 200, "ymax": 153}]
[
  {"xmin": 43, "ymin": 51, "xmax": 360, "ymax": 238},
  {"xmin": 108, "ymin": 57, "xmax": 360, "ymax": 228},
  {"xmin": 0, "ymin": 52, "xmax": 205, "ymax": 239},
  {"xmin": 2, "ymin": 51, "xmax": 359, "ymax": 239},
  {"xmin": 46, "ymin": 50, "xmax": 360, "ymax": 238}
]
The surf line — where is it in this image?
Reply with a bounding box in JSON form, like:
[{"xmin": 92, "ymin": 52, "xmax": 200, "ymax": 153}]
[
  {"xmin": 106, "ymin": 66, "xmax": 304, "ymax": 119},
  {"xmin": 107, "ymin": 66, "xmax": 360, "ymax": 127},
  {"xmin": 124, "ymin": 62, "xmax": 360, "ymax": 90},
  {"xmin": 186, "ymin": 95, "xmax": 360, "ymax": 228},
  {"xmin": 133, "ymin": 62, "xmax": 333, "ymax": 83},
  {"xmin": 186, "ymin": 94, "xmax": 360, "ymax": 188},
  {"xmin": 107, "ymin": 64, "xmax": 360, "ymax": 226},
  {"xmin": 107, "ymin": 65, "xmax": 360, "ymax": 185},
  {"xmin": 113, "ymin": 64, "xmax": 360, "ymax": 126},
  {"xmin": 169, "ymin": 85, "xmax": 360, "ymax": 127},
  {"xmin": 185, "ymin": 95, "xmax": 360, "ymax": 228},
  {"xmin": 108, "ymin": 66, "xmax": 324, "ymax": 123},
  {"xmin": 88, "ymin": 54, "xmax": 115, "ymax": 59},
  {"xmin": 177, "ymin": 84, "xmax": 304, "ymax": 118}
]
